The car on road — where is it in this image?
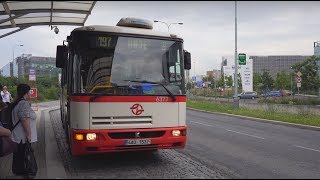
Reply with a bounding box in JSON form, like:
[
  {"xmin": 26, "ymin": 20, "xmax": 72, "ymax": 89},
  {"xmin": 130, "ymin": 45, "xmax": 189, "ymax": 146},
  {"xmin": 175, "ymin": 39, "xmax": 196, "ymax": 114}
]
[
  {"xmin": 280, "ymin": 90, "xmax": 293, "ymax": 96},
  {"xmin": 238, "ymin": 91, "xmax": 258, "ymax": 99},
  {"xmin": 261, "ymin": 90, "xmax": 283, "ymax": 97}
]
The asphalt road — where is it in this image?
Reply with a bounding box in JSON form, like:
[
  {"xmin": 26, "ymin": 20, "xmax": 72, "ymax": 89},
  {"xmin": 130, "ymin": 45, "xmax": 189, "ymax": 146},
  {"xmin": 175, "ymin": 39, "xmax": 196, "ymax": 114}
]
[
  {"xmin": 49, "ymin": 105, "xmax": 235, "ymax": 179},
  {"xmin": 183, "ymin": 109, "xmax": 320, "ymax": 178},
  {"xmin": 44, "ymin": 101, "xmax": 320, "ymax": 178}
]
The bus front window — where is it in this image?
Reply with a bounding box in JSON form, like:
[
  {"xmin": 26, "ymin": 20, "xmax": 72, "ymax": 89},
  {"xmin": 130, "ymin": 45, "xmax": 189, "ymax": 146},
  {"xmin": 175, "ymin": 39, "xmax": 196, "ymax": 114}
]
[{"xmin": 73, "ymin": 35, "xmax": 185, "ymax": 95}]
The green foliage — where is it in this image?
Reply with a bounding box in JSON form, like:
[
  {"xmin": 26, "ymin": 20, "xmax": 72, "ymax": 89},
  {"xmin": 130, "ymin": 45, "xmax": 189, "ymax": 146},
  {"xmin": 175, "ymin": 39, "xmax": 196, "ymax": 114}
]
[
  {"xmin": 274, "ymin": 71, "xmax": 290, "ymax": 90},
  {"xmin": 187, "ymin": 99, "xmax": 320, "ymax": 127},
  {"xmin": 190, "ymin": 88, "xmax": 234, "ymax": 98},
  {"xmin": 257, "ymin": 97, "xmax": 320, "ymax": 105},
  {"xmin": 217, "ymin": 74, "xmax": 225, "ymax": 88},
  {"xmin": 292, "ymin": 56, "xmax": 320, "ymax": 92},
  {"xmin": 0, "ymin": 75, "xmax": 59, "ymax": 102},
  {"xmin": 225, "ymin": 75, "xmax": 233, "ymax": 87},
  {"xmin": 261, "ymin": 70, "xmax": 274, "ymax": 91},
  {"xmin": 186, "ymin": 82, "xmax": 192, "ymax": 90}
]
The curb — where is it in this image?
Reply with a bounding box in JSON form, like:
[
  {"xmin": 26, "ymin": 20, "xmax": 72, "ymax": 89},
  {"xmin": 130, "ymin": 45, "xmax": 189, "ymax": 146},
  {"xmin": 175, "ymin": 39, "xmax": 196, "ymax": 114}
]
[
  {"xmin": 187, "ymin": 107, "xmax": 320, "ymax": 132},
  {"xmin": 43, "ymin": 107, "xmax": 67, "ymax": 179}
]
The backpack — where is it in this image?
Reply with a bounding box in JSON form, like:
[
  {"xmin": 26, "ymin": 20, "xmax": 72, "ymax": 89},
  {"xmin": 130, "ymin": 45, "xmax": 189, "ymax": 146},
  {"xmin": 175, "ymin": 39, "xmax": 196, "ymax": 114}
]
[{"xmin": 0, "ymin": 98, "xmax": 24, "ymax": 131}]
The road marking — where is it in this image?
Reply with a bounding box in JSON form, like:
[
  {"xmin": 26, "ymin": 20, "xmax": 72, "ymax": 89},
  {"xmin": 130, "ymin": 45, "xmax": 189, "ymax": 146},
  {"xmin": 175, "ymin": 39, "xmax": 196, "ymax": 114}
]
[
  {"xmin": 224, "ymin": 129, "xmax": 265, "ymax": 139},
  {"xmin": 294, "ymin": 145, "xmax": 320, "ymax": 153},
  {"xmin": 189, "ymin": 121, "xmax": 223, "ymax": 128},
  {"xmin": 190, "ymin": 121, "xmax": 215, "ymax": 127},
  {"xmin": 190, "ymin": 121, "xmax": 265, "ymax": 140}
]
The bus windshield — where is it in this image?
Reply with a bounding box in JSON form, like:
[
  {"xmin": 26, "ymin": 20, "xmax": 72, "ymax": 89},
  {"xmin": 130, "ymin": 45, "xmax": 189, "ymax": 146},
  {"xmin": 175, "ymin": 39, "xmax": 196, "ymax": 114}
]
[{"xmin": 72, "ymin": 33, "xmax": 185, "ymax": 96}]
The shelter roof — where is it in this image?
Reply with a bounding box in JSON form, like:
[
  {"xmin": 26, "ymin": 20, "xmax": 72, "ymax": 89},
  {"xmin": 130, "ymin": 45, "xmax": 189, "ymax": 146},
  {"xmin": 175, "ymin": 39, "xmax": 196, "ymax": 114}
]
[{"xmin": 0, "ymin": 1, "xmax": 96, "ymax": 38}]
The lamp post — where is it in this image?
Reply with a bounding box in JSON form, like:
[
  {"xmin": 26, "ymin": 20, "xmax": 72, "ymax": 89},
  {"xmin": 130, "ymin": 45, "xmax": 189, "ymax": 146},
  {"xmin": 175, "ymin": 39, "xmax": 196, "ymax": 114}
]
[
  {"xmin": 233, "ymin": 0, "xmax": 240, "ymax": 108},
  {"xmin": 153, "ymin": 20, "xmax": 183, "ymax": 32},
  {"xmin": 13, "ymin": 44, "xmax": 23, "ymax": 62},
  {"xmin": 290, "ymin": 66, "xmax": 293, "ymax": 94}
]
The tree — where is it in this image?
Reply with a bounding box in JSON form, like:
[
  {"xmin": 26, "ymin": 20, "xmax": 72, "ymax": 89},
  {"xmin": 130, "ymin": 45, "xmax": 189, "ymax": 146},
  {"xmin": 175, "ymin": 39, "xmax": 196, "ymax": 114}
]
[
  {"xmin": 253, "ymin": 73, "xmax": 262, "ymax": 92},
  {"xmin": 260, "ymin": 70, "xmax": 274, "ymax": 92},
  {"xmin": 217, "ymin": 73, "xmax": 225, "ymax": 88},
  {"xmin": 274, "ymin": 71, "xmax": 290, "ymax": 90},
  {"xmin": 225, "ymin": 75, "xmax": 233, "ymax": 87},
  {"xmin": 202, "ymin": 74, "xmax": 215, "ymax": 88},
  {"xmin": 237, "ymin": 73, "xmax": 242, "ymax": 92},
  {"xmin": 186, "ymin": 82, "xmax": 192, "ymax": 90},
  {"xmin": 292, "ymin": 56, "xmax": 320, "ymax": 93}
]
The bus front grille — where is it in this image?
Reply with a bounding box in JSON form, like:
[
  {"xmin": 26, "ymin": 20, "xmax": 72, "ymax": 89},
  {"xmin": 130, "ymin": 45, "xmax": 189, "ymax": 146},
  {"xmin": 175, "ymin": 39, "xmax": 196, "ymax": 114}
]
[
  {"xmin": 91, "ymin": 116, "xmax": 152, "ymax": 125},
  {"xmin": 108, "ymin": 131, "xmax": 165, "ymax": 139}
]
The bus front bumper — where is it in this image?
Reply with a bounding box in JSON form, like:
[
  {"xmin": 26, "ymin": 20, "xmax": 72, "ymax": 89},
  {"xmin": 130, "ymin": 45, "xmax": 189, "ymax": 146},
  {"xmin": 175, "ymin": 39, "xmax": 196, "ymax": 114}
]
[{"xmin": 69, "ymin": 126, "xmax": 187, "ymax": 156}]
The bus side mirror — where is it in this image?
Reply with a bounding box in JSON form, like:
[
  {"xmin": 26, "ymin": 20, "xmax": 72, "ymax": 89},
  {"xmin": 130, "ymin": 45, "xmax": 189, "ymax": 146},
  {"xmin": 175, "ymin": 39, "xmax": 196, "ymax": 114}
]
[
  {"xmin": 56, "ymin": 45, "xmax": 68, "ymax": 68},
  {"xmin": 184, "ymin": 50, "xmax": 191, "ymax": 70}
]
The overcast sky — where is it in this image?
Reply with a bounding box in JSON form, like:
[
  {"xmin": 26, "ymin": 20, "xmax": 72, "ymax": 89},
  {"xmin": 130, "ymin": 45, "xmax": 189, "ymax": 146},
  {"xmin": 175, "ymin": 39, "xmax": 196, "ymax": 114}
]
[{"xmin": 0, "ymin": 1, "xmax": 319, "ymax": 76}]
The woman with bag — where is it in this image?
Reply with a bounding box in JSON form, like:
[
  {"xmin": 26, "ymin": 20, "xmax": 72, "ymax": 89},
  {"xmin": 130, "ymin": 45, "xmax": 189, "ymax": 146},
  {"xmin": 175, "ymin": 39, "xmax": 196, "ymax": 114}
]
[
  {"xmin": 10, "ymin": 84, "xmax": 38, "ymax": 178},
  {"xmin": 0, "ymin": 121, "xmax": 10, "ymax": 136},
  {"xmin": 0, "ymin": 95, "xmax": 10, "ymax": 136}
]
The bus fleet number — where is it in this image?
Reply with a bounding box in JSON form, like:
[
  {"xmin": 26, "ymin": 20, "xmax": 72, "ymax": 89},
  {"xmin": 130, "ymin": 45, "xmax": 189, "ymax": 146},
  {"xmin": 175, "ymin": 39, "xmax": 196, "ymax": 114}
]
[{"xmin": 156, "ymin": 96, "xmax": 168, "ymax": 102}]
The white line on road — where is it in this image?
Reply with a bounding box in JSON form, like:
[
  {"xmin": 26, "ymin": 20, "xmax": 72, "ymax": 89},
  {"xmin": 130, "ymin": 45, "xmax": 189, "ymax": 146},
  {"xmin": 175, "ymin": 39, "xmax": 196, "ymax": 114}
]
[
  {"xmin": 189, "ymin": 121, "xmax": 217, "ymax": 128},
  {"xmin": 225, "ymin": 129, "xmax": 265, "ymax": 140},
  {"xmin": 294, "ymin": 145, "xmax": 320, "ymax": 153},
  {"xmin": 190, "ymin": 121, "xmax": 265, "ymax": 140}
]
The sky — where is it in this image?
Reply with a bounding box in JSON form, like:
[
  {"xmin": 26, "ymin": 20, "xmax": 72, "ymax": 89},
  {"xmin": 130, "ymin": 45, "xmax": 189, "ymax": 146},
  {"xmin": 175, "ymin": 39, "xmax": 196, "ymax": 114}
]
[{"xmin": 0, "ymin": 1, "xmax": 319, "ymax": 76}]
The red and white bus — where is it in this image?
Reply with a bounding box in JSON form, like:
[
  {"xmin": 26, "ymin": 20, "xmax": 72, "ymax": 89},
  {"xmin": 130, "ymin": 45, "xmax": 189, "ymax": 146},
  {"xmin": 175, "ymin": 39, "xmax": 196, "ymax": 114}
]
[{"xmin": 56, "ymin": 17, "xmax": 191, "ymax": 156}]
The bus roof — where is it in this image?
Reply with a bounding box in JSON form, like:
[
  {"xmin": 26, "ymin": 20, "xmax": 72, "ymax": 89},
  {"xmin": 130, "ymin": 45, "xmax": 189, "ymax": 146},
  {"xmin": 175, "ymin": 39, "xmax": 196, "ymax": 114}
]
[{"xmin": 72, "ymin": 25, "xmax": 182, "ymax": 40}]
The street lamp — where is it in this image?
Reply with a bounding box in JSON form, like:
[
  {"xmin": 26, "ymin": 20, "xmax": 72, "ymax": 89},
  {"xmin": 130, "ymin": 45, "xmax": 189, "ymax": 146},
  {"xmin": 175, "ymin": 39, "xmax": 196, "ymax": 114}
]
[
  {"xmin": 233, "ymin": 0, "xmax": 240, "ymax": 108},
  {"xmin": 290, "ymin": 66, "xmax": 293, "ymax": 94},
  {"xmin": 13, "ymin": 44, "xmax": 23, "ymax": 62},
  {"xmin": 153, "ymin": 20, "xmax": 183, "ymax": 32}
]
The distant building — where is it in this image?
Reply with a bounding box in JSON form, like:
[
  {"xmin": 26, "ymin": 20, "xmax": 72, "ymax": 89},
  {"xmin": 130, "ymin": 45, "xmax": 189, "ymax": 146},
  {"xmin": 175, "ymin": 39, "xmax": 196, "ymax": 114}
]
[
  {"xmin": 249, "ymin": 55, "xmax": 310, "ymax": 78},
  {"xmin": 314, "ymin": 42, "xmax": 320, "ymax": 76},
  {"xmin": 0, "ymin": 54, "xmax": 60, "ymax": 78}
]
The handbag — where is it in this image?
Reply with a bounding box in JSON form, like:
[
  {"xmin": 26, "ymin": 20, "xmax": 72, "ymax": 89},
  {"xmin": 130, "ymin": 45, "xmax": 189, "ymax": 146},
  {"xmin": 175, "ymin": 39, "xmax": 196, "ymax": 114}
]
[
  {"xmin": 0, "ymin": 136, "xmax": 18, "ymax": 157},
  {"xmin": 12, "ymin": 140, "xmax": 38, "ymax": 177}
]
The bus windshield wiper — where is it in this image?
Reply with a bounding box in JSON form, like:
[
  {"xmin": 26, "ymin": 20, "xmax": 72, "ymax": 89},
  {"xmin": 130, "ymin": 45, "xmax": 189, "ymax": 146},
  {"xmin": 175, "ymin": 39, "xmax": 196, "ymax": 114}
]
[{"xmin": 125, "ymin": 80, "xmax": 176, "ymax": 101}]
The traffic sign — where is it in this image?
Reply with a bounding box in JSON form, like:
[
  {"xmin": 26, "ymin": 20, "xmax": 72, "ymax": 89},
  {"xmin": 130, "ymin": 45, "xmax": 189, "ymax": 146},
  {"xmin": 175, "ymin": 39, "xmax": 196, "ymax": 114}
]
[
  {"xmin": 296, "ymin": 77, "xmax": 302, "ymax": 83},
  {"xmin": 297, "ymin": 82, "xmax": 301, "ymax": 88},
  {"xmin": 29, "ymin": 88, "xmax": 37, "ymax": 98},
  {"xmin": 29, "ymin": 74, "xmax": 36, "ymax": 81},
  {"xmin": 296, "ymin": 71, "xmax": 302, "ymax": 77},
  {"xmin": 238, "ymin": 53, "xmax": 246, "ymax": 65}
]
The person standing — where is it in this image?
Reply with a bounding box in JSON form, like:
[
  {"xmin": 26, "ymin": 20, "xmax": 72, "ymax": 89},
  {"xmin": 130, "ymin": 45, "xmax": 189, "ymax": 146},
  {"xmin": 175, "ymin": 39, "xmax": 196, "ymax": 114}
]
[
  {"xmin": 0, "ymin": 121, "xmax": 11, "ymax": 136},
  {"xmin": 10, "ymin": 84, "xmax": 37, "ymax": 178},
  {"xmin": 1, "ymin": 86, "xmax": 13, "ymax": 105}
]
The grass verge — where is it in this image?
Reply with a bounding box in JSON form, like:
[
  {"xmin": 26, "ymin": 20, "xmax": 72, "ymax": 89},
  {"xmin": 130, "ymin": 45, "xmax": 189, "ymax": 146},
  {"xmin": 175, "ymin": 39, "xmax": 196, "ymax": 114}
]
[{"xmin": 187, "ymin": 99, "xmax": 320, "ymax": 127}]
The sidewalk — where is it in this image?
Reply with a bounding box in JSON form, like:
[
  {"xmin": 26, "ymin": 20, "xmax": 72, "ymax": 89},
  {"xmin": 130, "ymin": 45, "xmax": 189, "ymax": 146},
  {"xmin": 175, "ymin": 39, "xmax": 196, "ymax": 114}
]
[{"xmin": 0, "ymin": 106, "xmax": 66, "ymax": 179}]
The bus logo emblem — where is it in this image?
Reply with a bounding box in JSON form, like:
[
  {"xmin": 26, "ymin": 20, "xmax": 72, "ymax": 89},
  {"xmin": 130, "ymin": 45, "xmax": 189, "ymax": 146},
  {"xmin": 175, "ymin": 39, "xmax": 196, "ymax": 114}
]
[
  {"xmin": 135, "ymin": 132, "xmax": 140, "ymax": 138},
  {"xmin": 130, "ymin": 104, "xmax": 144, "ymax": 115}
]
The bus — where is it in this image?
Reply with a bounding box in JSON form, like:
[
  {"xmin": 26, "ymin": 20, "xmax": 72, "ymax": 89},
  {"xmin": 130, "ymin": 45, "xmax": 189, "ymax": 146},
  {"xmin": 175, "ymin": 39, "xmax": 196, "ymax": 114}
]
[{"xmin": 56, "ymin": 17, "xmax": 191, "ymax": 156}]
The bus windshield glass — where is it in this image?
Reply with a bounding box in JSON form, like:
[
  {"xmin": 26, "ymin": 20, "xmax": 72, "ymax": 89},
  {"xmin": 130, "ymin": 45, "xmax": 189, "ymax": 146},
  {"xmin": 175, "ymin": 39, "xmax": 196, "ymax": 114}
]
[{"xmin": 72, "ymin": 33, "xmax": 185, "ymax": 96}]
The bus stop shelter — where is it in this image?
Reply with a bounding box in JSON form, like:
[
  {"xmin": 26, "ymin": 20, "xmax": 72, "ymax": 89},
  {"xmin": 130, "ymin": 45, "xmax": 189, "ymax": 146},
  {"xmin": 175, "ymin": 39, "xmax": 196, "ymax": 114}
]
[{"xmin": 0, "ymin": 1, "xmax": 96, "ymax": 39}]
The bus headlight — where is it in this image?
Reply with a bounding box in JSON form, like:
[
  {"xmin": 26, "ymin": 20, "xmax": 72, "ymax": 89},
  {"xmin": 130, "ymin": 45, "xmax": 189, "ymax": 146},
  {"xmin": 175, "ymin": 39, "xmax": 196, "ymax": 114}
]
[
  {"xmin": 86, "ymin": 133, "xmax": 97, "ymax": 140},
  {"xmin": 172, "ymin": 130, "xmax": 181, "ymax": 137}
]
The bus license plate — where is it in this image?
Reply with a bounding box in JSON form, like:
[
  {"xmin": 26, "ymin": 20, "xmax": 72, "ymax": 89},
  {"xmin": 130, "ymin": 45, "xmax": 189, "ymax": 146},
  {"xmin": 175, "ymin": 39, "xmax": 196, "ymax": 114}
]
[{"xmin": 125, "ymin": 139, "xmax": 151, "ymax": 146}]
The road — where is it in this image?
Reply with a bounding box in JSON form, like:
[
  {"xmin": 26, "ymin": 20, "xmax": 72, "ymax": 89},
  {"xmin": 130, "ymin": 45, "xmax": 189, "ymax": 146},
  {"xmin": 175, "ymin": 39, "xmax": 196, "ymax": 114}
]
[
  {"xmin": 45, "ymin": 101, "xmax": 320, "ymax": 178},
  {"xmin": 184, "ymin": 109, "xmax": 320, "ymax": 178},
  {"xmin": 48, "ymin": 104, "xmax": 235, "ymax": 179}
]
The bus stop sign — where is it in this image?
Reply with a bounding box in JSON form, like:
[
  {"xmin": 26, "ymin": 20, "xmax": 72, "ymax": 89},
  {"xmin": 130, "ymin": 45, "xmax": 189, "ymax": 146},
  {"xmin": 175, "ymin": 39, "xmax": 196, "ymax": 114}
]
[{"xmin": 29, "ymin": 88, "xmax": 37, "ymax": 98}]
